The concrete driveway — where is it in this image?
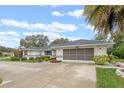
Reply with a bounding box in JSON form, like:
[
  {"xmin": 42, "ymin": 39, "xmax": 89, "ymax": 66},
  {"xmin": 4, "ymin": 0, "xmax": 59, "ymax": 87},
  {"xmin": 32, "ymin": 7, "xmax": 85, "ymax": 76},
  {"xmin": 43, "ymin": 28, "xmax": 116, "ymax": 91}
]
[{"xmin": 0, "ymin": 61, "xmax": 96, "ymax": 88}]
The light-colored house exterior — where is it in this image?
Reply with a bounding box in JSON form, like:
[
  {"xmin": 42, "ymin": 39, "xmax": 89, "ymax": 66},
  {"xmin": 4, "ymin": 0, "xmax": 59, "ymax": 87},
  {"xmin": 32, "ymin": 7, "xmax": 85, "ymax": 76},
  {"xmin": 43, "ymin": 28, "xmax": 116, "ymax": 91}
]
[
  {"xmin": 2, "ymin": 52, "xmax": 14, "ymax": 56},
  {"xmin": 21, "ymin": 39, "xmax": 114, "ymax": 63}
]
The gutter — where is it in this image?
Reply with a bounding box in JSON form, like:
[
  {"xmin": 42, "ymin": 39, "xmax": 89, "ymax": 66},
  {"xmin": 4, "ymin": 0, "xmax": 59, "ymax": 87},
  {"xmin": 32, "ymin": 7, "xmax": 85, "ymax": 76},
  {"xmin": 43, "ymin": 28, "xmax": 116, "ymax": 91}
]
[{"xmin": 51, "ymin": 42, "xmax": 115, "ymax": 49}]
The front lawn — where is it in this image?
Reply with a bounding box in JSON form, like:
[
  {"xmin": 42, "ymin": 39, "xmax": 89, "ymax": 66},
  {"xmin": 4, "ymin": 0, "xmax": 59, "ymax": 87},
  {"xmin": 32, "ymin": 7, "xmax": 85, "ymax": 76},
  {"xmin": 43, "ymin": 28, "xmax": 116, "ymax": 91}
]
[
  {"xmin": 96, "ymin": 68, "xmax": 124, "ymax": 88},
  {"xmin": 0, "ymin": 58, "xmax": 37, "ymax": 63},
  {"xmin": 0, "ymin": 56, "xmax": 37, "ymax": 63},
  {"xmin": 0, "ymin": 78, "xmax": 2, "ymax": 84},
  {"xmin": 0, "ymin": 56, "xmax": 51, "ymax": 63},
  {"xmin": 114, "ymin": 58, "xmax": 124, "ymax": 63},
  {"xmin": 0, "ymin": 56, "xmax": 11, "ymax": 61}
]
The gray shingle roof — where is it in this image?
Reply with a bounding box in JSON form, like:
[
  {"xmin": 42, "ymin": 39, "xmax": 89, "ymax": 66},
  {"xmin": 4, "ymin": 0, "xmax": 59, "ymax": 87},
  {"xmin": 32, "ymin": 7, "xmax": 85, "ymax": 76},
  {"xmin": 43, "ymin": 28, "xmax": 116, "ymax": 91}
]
[
  {"xmin": 51, "ymin": 39, "xmax": 111, "ymax": 47},
  {"xmin": 20, "ymin": 46, "xmax": 51, "ymax": 50},
  {"xmin": 21, "ymin": 39, "xmax": 113, "ymax": 50}
]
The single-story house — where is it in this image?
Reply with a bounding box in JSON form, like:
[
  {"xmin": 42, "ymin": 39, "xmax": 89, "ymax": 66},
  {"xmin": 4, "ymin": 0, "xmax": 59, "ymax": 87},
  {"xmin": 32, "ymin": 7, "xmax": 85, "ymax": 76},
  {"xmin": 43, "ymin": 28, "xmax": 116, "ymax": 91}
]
[{"xmin": 21, "ymin": 39, "xmax": 114, "ymax": 63}]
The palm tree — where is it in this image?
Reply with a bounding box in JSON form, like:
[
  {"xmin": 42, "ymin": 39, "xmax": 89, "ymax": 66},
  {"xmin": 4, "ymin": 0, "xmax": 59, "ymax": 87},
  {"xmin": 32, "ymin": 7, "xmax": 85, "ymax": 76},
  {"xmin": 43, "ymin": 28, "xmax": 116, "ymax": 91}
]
[{"xmin": 84, "ymin": 5, "xmax": 124, "ymax": 40}]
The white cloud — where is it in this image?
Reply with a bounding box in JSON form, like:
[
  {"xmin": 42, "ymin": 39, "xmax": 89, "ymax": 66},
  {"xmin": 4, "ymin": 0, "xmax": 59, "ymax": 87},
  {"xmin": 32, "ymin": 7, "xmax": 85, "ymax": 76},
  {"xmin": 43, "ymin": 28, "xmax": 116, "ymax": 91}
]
[
  {"xmin": 6, "ymin": 31, "xmax": 20, "ymax": 37},
  {"xmin": 52, "ymin": 11, "xmax": 64, "ymax": 16},
  {"xmin": 1, "ymin": 19, "xmax": 31, "ymax": 29},
  {"xmin": 67, "ymin": 9, "xmax": 83, "ymax": 18},
  {"xmin": 85, "ymin": 24, "xmax": 94, "ymax": 31},
  {"xmin": 51, "ymin": 9, "xmax": 83, "ymax": 18},
  {"xmin": 0, "ymin": 31, "xmax": 20, "ymax": 48},
  {"xmin": 0, "ymin": 31, "xmax": 19, "ymax": 37},
  {"xmin": 30, "ymin": 24, "xmax": 46, "ymax": 29},
  {"xmin": 45, "ymin": 22, "xmax": 78, "ymax": 32},
  {"xmin": 23, "ymin": 31, "xmax": 83, "ymax": 42},
  {"xmin": 1, "ymin": 19, "xmax": 78, "ymax": 32}
]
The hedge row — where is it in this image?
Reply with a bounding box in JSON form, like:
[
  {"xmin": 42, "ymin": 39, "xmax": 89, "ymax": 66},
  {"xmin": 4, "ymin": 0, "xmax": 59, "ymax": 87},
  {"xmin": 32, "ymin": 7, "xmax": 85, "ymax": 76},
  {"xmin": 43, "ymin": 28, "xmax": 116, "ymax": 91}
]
[{"xmin": 10, "ymin": 56, "xmax": 52, "ymax": 62}]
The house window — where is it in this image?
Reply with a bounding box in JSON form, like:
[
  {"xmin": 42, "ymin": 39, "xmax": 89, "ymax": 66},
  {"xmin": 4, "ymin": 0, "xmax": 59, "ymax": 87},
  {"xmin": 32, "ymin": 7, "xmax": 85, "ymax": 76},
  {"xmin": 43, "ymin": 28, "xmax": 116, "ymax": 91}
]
[
  {"xmin": 45, "ymin": 51, "xmax": 52, "ymax": 55},
  {"xmin": 24, "ymin": 51, "xmax": 27, "ymax": 55}
]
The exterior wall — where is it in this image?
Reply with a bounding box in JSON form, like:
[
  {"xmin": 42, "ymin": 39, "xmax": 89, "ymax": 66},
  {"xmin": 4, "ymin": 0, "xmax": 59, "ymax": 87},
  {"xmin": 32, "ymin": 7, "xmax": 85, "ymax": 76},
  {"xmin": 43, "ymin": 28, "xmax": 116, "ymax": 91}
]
[
  {"xmin": 94, "ymin": 46, "xmax": 107, "ymax": 56},
  {"xmin": 52, "ymin": 50, "xmax": 56, "ymax": 56},
  {"xmin": 2, "ymin": 52, "xmax": 14, "ymax": 56},
  {"xmin": 56, "ymin": 49, "xmax": 63, "ymax": 60},
  {"xmin": 23, "ymin": 50, "xmax": 52, "ymax": 58},
  {"xmin": 22, "ymin": 44, "xmax": 112, "ymax": 62},
  {"xmin": 23, "ymin": 50, "xmax": 43, "ymax": 58},
  {"xmin": 27, "ymin": 50, "xmax": 41, "ymax": 56},
  {"xmin": 55, "ymin": 45, "xmax": 111, "ymax": 62},
  {"xmin": 41, "ymin": 51, "xmax": 45, "ymax": 55}
]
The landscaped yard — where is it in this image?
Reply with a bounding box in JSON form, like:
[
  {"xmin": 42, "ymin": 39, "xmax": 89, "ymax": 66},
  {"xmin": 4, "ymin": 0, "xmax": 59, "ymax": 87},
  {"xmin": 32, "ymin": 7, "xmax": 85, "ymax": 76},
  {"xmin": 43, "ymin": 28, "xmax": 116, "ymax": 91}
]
[
  {"xmin": 96, "ymin": 67, "xmax": 124, "ymax": 88},
  {"xmin": 0, "ymin": 58, "xmax": 38, "ymax": 63},
  {"xmin": 0, "ymin": 56, "xmax": 11, "ymax": 61},
  {"xmin": 0, "ymin": 78, "xmax": 2, "ymax": 84},
  {"xmin": 0, "ymin": 56, "xmax": 56, "ymax": 63},
  {"xmin": 114, "ymin": 58, "xmax": 124, "ymax": 63}
]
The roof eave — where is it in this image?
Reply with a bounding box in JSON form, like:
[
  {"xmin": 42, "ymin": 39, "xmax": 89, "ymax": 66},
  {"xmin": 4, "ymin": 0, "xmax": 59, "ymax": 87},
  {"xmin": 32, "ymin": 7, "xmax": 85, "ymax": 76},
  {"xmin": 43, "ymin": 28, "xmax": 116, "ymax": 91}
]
[{"xmin": 51, "ymin": 42, "xmax": 115, "ymax": 48}]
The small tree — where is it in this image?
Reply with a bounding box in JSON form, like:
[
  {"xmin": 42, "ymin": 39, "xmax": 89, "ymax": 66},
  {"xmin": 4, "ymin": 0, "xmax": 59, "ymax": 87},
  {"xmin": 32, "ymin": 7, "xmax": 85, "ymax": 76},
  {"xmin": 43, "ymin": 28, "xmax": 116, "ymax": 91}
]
[
  {"xmin": 0, "ymin": 51, "xmax": 3, "ymax": 56},
  {"xmin": 20, "ymin": 34, "xmax": 49, "ymax": 48},
  {"xmin": 112, "ymin": 44, "xmax": 124, "ymax": 58},
  {"xmin": 14, "ymin": 49, "xmax": 23, "ymax": 58},
  {"xmin": 51, "ymin": 38, "xmax": 69, "ymax": 44}
]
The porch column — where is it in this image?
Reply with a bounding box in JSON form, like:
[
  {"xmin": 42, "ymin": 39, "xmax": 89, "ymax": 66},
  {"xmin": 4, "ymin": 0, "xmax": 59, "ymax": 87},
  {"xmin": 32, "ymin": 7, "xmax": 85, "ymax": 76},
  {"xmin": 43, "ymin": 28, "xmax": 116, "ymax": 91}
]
[{"xmin": 22, "ymin": 50, "xmax": 25, "ymax": 57}]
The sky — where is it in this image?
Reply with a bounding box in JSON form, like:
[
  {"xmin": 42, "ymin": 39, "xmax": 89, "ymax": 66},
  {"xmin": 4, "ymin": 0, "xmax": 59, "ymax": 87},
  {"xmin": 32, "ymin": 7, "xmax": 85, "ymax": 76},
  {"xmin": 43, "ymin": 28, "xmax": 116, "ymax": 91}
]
[{"xmin": 0, "ymin": 5, "xmax": 96, "ymax": 48}]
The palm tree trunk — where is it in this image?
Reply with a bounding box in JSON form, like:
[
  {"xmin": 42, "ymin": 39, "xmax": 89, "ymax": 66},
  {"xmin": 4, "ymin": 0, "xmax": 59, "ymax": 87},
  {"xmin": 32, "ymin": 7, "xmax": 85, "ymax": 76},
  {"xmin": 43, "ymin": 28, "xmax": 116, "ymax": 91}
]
[{"xmin": 110, "ymin": 31, "xmax": 115, "ymax": 41}]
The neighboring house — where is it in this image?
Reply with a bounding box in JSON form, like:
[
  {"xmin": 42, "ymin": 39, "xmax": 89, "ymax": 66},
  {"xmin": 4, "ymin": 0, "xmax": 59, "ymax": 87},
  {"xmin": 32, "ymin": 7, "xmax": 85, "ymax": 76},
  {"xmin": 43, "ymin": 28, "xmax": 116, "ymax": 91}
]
[
  {"xmin": 2, "ymin": 52, "xmax": 14, "ymax": 56},
  {"xmin": 21, "ymin": 39, "xmax": 114, "ymax": 63}
]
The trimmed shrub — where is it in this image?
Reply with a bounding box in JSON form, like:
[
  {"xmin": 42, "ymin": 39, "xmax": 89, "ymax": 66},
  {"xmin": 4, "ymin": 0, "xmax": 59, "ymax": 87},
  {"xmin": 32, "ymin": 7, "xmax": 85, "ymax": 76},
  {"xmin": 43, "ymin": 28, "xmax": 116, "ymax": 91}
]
[
  {"xmin": 94, "ymin": 55, "xmax": 109, "ymax": 65},
  {"xmin": 11, "ymin": 57, "xmax": 20, "ymax": 61},
  {"xmin": 43, "ymin": 57, "xmax": 50, "ymax": 61},
  {"xmin": 108, "ymin": 55, "xmax": 114, "ymax": 62},
  {"xmin": 21, "ymin": 57, "xmax": 27, "ymax": 60},
  {"xmin": 41, "ymin": 56, "xmax": 50, "ymax": 61},
  {"xmin": 107, "ymin": 48, "xmax": 113, "ymax": 55},
  {"xmin": 14, "ymin": 49, "xmax": 23, "ymax": 57},
  {"xmin": 36, "ymin": 57, "xmax": 43, "ymax": 62},
  {"xmin": 0, "ymin": 52, "xmax": 3, "ymax": 56},
  {"xmin": 37, "ymin": 59, "xmax": 43, "ymax": 62},
  {"xmin": 112, "ymin": 44, "xmax": 124, "ymax": 58},
  {"xmin": 36, "ymin": 57, "xmax": 41, "ymax": 59},
  {"xmin": 29, "ymin": 57, "xmax": 34, "ymax": 60},
  {"xmin": 4, "ymin": 54, "xmax": 8, "ymax": 57}
]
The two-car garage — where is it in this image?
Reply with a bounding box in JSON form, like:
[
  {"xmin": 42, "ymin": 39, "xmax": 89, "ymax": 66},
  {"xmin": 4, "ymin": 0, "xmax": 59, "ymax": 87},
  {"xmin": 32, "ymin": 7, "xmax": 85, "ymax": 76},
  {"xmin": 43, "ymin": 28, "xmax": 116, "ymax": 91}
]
[{"xmin": 63, "ymin": 48, "xmax": 94, "ymax": 61}]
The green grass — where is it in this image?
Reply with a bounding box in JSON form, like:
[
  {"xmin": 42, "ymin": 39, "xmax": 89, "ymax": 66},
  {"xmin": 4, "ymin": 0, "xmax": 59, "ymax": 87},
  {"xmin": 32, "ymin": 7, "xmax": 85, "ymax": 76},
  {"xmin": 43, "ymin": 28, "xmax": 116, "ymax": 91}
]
[
  {"xmin": 114, "ymin": 58, "xmax": 124, "ymax": 63},
  {"xmin": 0, "ymin": 78, "xmax": 2, "ymax": 84},
  {"xmin": 96, "ymin": 68, "xmax": 124, "ymax": 88},
  {"xmin": 0, "ymin": 57, "xmax": 38, "ymax": 63},
  {"xmin": 0, "ymin": 56, "xmax": 51, "ymax": 63},
  {"xmin": 0, "ymin": 56, "xmax": 8, "ymax": 58},
  {"xmin": 0, "ymin": 56, "xmax": 11, "ymax": 61}
]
